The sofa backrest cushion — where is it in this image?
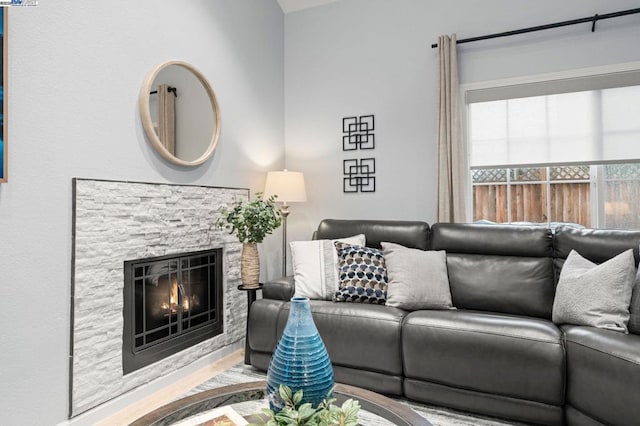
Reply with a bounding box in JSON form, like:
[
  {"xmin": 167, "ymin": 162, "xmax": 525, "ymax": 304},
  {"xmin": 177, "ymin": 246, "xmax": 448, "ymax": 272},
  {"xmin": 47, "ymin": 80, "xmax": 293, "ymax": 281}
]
[
  {"xmin": 630, "ymin": 270, "xmax": 640, "ymax": 335},
  {"xmin": 431, "ymin": 223, "xmax": 555, "ymax": 319},
  {"xmin": 314, "ymin": 219, "xmax": 430, "ymax": 250},
  {"xmin": 554, "ymin": 225, "xmax": 640, "ymax": 335},
  {"xmin": 553, "ymin": 225, "xmax": 640, "ymax": 272}
]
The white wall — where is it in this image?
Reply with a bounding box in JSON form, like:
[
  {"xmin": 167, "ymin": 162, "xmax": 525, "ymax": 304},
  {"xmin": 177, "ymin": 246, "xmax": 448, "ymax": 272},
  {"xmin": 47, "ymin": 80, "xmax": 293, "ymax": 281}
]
[
  {"xmin": 283, "ymin": 0, "xmax": 640, "ymax": 245},
  {"xmin": 0, "ymin": 1, "xmax": 283, "ymax": 424}
]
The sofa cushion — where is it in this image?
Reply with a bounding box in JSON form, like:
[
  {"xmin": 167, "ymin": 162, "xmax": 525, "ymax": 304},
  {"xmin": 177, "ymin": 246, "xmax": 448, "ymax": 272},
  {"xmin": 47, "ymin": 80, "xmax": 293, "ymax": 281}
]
[
  {"xmin": 553, "ymin": 225, "xmax": 640, "ymax": 282},
  {"xmin": 563, "ymin": 325, "xmax": 640, "ymax": 426},
  {"xmin": 381, "ymin": 242, "xmax": 453, "ymax": 310},
  {"xmin": 564, "ymin": 405, "xmax": 608, "ymax": 426},
  {"xmin": 431, "ymin": 223, "xmax": 554, "ymax": 257},
  {"xmin": 290, "ymin": 234, "xmax": 365, "ymax": 300},
  {"xmin": 404, "ymin": 379, "xmax": 563, "ymax": 426},
  {"xmin": 333, "ymin": 365, "xmax": 403, "ymax": 397},
  {"xmin": 403, "ymin": 310, "xmax": 565, "ymax": 406},
  {"xmin": 628, "ymin": 268, "xmax": 640, "ymax": 335},
  {"xmin": 248, "ymin": 299, "xmax": 287, "ymax": 353},
  {"xmin": 430, "ymin": 223, "xmax": 555, "ymax": 318},
  {"xmin": 262, "ymin": 276, "xmax": 295, "ymax": 301},
  {"xmin": 553, "ymin": 249, "xmax": 635, "ymax": 333},
  {"xmin": 277, "ymin": 300, "xmax": 407, "ymax": 376},
  {"xmin": 334, "ymin": 243, "xmax": 388, "ymax": 304},
  {"xmin": 315, "ymin": 219, "xmax": 430, "ymax": 250}
]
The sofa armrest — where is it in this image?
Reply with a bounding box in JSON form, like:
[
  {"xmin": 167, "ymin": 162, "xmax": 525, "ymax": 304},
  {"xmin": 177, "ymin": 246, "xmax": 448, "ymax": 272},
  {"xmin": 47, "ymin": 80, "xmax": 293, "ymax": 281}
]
[{"xmin": 263, "ymin": 276, "xmax": 295, "ymax": 301}]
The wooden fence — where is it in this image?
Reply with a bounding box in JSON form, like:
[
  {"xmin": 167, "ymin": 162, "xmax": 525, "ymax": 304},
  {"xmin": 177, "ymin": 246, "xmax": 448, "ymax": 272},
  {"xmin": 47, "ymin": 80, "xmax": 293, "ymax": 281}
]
[{"xmin": 473, "ymin": 183, "xmax": 591, "ymax": 227}]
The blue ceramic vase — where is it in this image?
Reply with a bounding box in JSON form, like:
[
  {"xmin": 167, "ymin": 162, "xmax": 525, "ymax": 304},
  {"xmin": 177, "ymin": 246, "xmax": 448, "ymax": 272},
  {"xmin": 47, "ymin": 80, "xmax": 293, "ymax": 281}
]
[{"xmin": 266, "ymin": 297, "xmax": 334, "ymax": 412}]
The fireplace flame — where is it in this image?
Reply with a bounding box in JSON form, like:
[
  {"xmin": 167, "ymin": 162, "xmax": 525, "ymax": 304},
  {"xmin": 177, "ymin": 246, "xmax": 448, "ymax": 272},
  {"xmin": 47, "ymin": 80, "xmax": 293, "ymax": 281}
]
[
  {"xmin": 159, "ymin": 278, "xmax": 198, "ymax": 316},
  {"xmin": 182, "ymin": 296, "xmax": 190, "ymax": 311}
]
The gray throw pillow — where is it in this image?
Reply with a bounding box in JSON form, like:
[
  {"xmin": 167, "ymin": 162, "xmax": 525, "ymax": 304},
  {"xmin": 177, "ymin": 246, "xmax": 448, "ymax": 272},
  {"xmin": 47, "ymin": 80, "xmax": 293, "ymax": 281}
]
[
  {"xmin": 628, "ymin": 268, "xmax": 640, "ymax": 335},
  {"xmin": 381, "ymin": 242, "xmax": 454, "ymax": 310},
  {"xmin": 552, "ymin": 249, "xmax": 635, "ymax": 333}
]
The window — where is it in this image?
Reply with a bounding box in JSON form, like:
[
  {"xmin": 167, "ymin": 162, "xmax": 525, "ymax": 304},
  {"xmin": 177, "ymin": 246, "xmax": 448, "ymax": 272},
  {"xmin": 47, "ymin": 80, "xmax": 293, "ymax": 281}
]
[
  {"xmin": 471, "ymin": 163, "xmax": 640, "ymax": 228},
  {"xmin": 601, "ymin": 163, "xmax": 640, "ymax": 229},
  {"xmin": 466, "ymin": 68, "xmax": 640, "ymax": 229}
]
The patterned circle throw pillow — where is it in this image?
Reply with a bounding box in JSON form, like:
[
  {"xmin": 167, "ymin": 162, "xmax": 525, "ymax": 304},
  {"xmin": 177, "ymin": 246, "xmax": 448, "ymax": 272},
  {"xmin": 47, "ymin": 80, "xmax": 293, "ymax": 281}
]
[{"xmin": 334, "ymin": 242, "xmax": 388, "ymax": 304}]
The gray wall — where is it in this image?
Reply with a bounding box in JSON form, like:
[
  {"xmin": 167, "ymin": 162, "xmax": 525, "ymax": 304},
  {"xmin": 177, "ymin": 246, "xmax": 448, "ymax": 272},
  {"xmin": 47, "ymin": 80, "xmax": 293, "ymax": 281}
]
[
  {"xmin": 0, "ymin": 1, "xmax": 283, "ymax": 424},
  {"xmin": 283, "ymin": 0, "xmax": 640, "ymax": 246}
]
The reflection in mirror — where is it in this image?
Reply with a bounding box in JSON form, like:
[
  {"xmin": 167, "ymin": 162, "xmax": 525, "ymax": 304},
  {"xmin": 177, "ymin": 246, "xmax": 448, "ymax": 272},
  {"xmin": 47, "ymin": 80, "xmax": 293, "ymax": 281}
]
[
  {"xmin": 140, "ymin": 61, "xmax": 220, "ymax": 167},
  {"xmin": 150, "ymin": 84, "xmax": 177, "ymax": 157}
]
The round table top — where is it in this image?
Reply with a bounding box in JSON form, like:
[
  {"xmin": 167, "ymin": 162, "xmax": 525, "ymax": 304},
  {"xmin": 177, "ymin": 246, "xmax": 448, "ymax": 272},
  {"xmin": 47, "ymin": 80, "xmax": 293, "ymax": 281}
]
[{"xmin": 130, "ymin": 380, "xmax": 430, "ymax": 426}]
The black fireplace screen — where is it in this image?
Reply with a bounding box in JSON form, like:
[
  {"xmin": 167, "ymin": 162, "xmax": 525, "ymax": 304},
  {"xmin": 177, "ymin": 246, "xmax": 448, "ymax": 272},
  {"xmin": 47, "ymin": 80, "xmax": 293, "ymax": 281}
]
[{"xmin": 123, "ymin": 249, "xmax": 223, "ymax": 374}]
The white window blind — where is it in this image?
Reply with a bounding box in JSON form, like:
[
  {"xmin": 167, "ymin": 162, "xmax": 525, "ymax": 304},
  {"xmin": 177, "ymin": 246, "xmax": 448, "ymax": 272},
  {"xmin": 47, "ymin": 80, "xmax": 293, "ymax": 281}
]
[{"xmin": 468, "ymin": 74, "xmax": 640, "ymax": 169}]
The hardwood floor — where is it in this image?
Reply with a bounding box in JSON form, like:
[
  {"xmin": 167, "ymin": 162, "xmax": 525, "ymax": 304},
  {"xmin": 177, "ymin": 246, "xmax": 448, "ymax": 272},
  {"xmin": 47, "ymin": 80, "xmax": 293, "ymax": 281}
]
[{"xmin": 96, "ymin": 350, "xmax": 244, "ymax": 426}]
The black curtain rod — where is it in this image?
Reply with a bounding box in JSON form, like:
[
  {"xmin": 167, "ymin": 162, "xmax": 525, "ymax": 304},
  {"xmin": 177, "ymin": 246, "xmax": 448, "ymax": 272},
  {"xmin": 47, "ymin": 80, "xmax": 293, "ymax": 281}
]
[
  {"xmin": 431, "ymin": 7, "xmax": 640, "ymax": 48},
  {"xmin": 150, "ymin": 86, "xmax": 178, "ymax": 96}
]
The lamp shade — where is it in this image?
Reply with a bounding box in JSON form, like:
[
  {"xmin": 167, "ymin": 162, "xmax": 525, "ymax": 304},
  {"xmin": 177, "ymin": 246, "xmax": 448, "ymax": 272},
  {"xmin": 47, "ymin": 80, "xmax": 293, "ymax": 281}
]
[{"xmin": 263, "ymin": 170, "xmax": 307, "ymax": 203}]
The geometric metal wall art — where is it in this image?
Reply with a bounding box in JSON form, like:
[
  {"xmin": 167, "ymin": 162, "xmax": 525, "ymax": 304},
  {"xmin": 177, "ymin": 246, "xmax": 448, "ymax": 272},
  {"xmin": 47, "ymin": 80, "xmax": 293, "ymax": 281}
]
[
  {"xmin": 342, "ymin": 114, "xmax": 376, "ymax": 193},
  {"xmin": 342, "ymin": 115, "xmax": 375, "ymax": 151},
  {"xmin": 343, "ymin": 158, "xmax": 376, "ymax": 193}
]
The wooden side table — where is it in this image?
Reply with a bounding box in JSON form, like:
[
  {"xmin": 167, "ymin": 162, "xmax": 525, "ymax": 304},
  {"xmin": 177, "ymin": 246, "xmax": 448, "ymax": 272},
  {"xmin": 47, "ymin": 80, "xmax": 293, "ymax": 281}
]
[{"xmin": 237, "ymin": 283, "xmax": 263, "ymax": 364}]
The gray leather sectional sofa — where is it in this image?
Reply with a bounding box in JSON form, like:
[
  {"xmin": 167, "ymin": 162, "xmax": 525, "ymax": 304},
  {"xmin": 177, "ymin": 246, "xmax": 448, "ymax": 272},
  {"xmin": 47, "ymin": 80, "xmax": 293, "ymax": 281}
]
[{"xmin": 246, "ymin": 219, "xmax": 640, "ymax": 426}]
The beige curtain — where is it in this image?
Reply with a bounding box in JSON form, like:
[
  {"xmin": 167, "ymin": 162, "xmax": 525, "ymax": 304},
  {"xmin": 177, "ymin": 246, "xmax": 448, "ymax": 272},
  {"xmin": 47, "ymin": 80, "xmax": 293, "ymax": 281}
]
[
  {"xmin": 157, "ymin": 84, "xmax": 176, "ymax": 155},
  {"xmin": 436, "ymin": 34, "xmax": 467, "ymax": 223}
]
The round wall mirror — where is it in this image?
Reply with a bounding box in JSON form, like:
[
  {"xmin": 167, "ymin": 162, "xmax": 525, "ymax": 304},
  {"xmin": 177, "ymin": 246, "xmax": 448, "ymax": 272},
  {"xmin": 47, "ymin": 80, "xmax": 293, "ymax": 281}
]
[{"xmin": 139, "ymin": 60, "xmax": 221, "ymax": 166}]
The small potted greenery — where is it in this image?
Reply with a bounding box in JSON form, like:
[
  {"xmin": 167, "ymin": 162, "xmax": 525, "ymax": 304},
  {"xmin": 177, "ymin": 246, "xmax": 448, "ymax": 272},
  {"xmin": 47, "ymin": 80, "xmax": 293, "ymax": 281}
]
[
  {"xmin": 217, "ymin": 193, "xmax": 282, "ymax": 288},
  {"xmin": 251, "ymin": 384, "xmax": 360, "ymax": 426}
]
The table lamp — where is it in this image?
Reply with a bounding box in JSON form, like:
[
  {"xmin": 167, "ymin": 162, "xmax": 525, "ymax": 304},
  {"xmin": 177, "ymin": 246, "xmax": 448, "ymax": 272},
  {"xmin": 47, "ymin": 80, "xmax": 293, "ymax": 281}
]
[{"xmin": 263, "ymin": 169, "xmax": 307, "ymax": 275}]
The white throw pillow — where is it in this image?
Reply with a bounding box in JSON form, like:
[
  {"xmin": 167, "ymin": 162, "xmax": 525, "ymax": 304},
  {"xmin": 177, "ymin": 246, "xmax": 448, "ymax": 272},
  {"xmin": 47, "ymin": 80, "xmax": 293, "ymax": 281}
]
[
  {"xmin": 382, "ymin": 242, "xmax": 454, "ymax": 310},
  {"xmin": 290, "ymin": 234, "xmax": 366, "ymax": 300},
  {"xmin": 552, "ymin": 249, "xmax": 636, "ymax": 333}
]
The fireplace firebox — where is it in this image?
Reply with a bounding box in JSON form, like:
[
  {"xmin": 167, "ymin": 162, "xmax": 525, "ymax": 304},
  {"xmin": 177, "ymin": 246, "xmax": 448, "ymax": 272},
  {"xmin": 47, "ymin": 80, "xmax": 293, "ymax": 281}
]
[{"xmin": 123, "ymin": 249, "xmax": 223, "ymax": 374}]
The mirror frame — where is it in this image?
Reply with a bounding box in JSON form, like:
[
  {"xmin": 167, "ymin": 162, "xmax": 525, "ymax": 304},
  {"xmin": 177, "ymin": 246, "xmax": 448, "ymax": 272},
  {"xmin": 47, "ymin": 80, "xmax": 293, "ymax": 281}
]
[{"xmin": 139, "ymin": 60, "xmax": 221, "ymax": 167}]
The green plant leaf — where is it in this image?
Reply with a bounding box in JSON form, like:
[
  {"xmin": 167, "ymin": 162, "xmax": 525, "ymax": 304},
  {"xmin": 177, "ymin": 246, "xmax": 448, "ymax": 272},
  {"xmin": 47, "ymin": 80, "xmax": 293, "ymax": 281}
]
[
  {"xmin": 275, "ymin": 408, "xmax": 300, "ymax": 425},
  {"xmin": 296, "ymin": 403, "xmax": 316, "ymax": 420},
  {"xmin": 340, "ymin": 399, "xmax": 360, "ymax": 426},
  {"xmin": 279, "ymin": 384, "xmax": 294, "ymax": 406},
  {"xmin": 216, "ymin": 193, "xmax": 282, "ymax": 243},
  {"xmin": 261, "ymin": 407, "xmax": 276, "ymax": 419},
  {"xmin": 262, "ymin": 385, "xmax": 359, "ymax": 426}
]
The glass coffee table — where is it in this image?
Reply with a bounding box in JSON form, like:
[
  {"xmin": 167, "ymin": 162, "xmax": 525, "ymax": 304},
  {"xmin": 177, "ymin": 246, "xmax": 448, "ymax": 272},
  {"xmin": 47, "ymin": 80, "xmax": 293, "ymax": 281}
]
[{"xmin": 130, "ymin": 380, "xmax": 431, "ymax": 425}]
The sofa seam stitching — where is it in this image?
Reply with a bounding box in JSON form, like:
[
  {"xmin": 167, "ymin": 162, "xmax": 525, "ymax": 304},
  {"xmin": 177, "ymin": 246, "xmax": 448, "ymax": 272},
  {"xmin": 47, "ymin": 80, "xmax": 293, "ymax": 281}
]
[
  {"xmin": 565, "ymin": 338, "xmax": 640, "ymax": 366},
  {"xmin": 292, "ymin": 310, "xmax": 405, "ymax": 324},
  {"xmin": 404, "ymin": 323, "xmax": 561, "ymax": 344},
  {"xmin": 404, "ymin": 377, "xmax": 563, "ymax": 409}
]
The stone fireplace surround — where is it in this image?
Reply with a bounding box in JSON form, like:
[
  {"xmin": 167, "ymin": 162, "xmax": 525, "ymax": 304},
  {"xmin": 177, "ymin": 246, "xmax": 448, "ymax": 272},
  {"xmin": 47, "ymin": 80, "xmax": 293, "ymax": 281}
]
[{"xmin": 70, "ymin": 179, "xmax": 248, "ymax": 417}]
